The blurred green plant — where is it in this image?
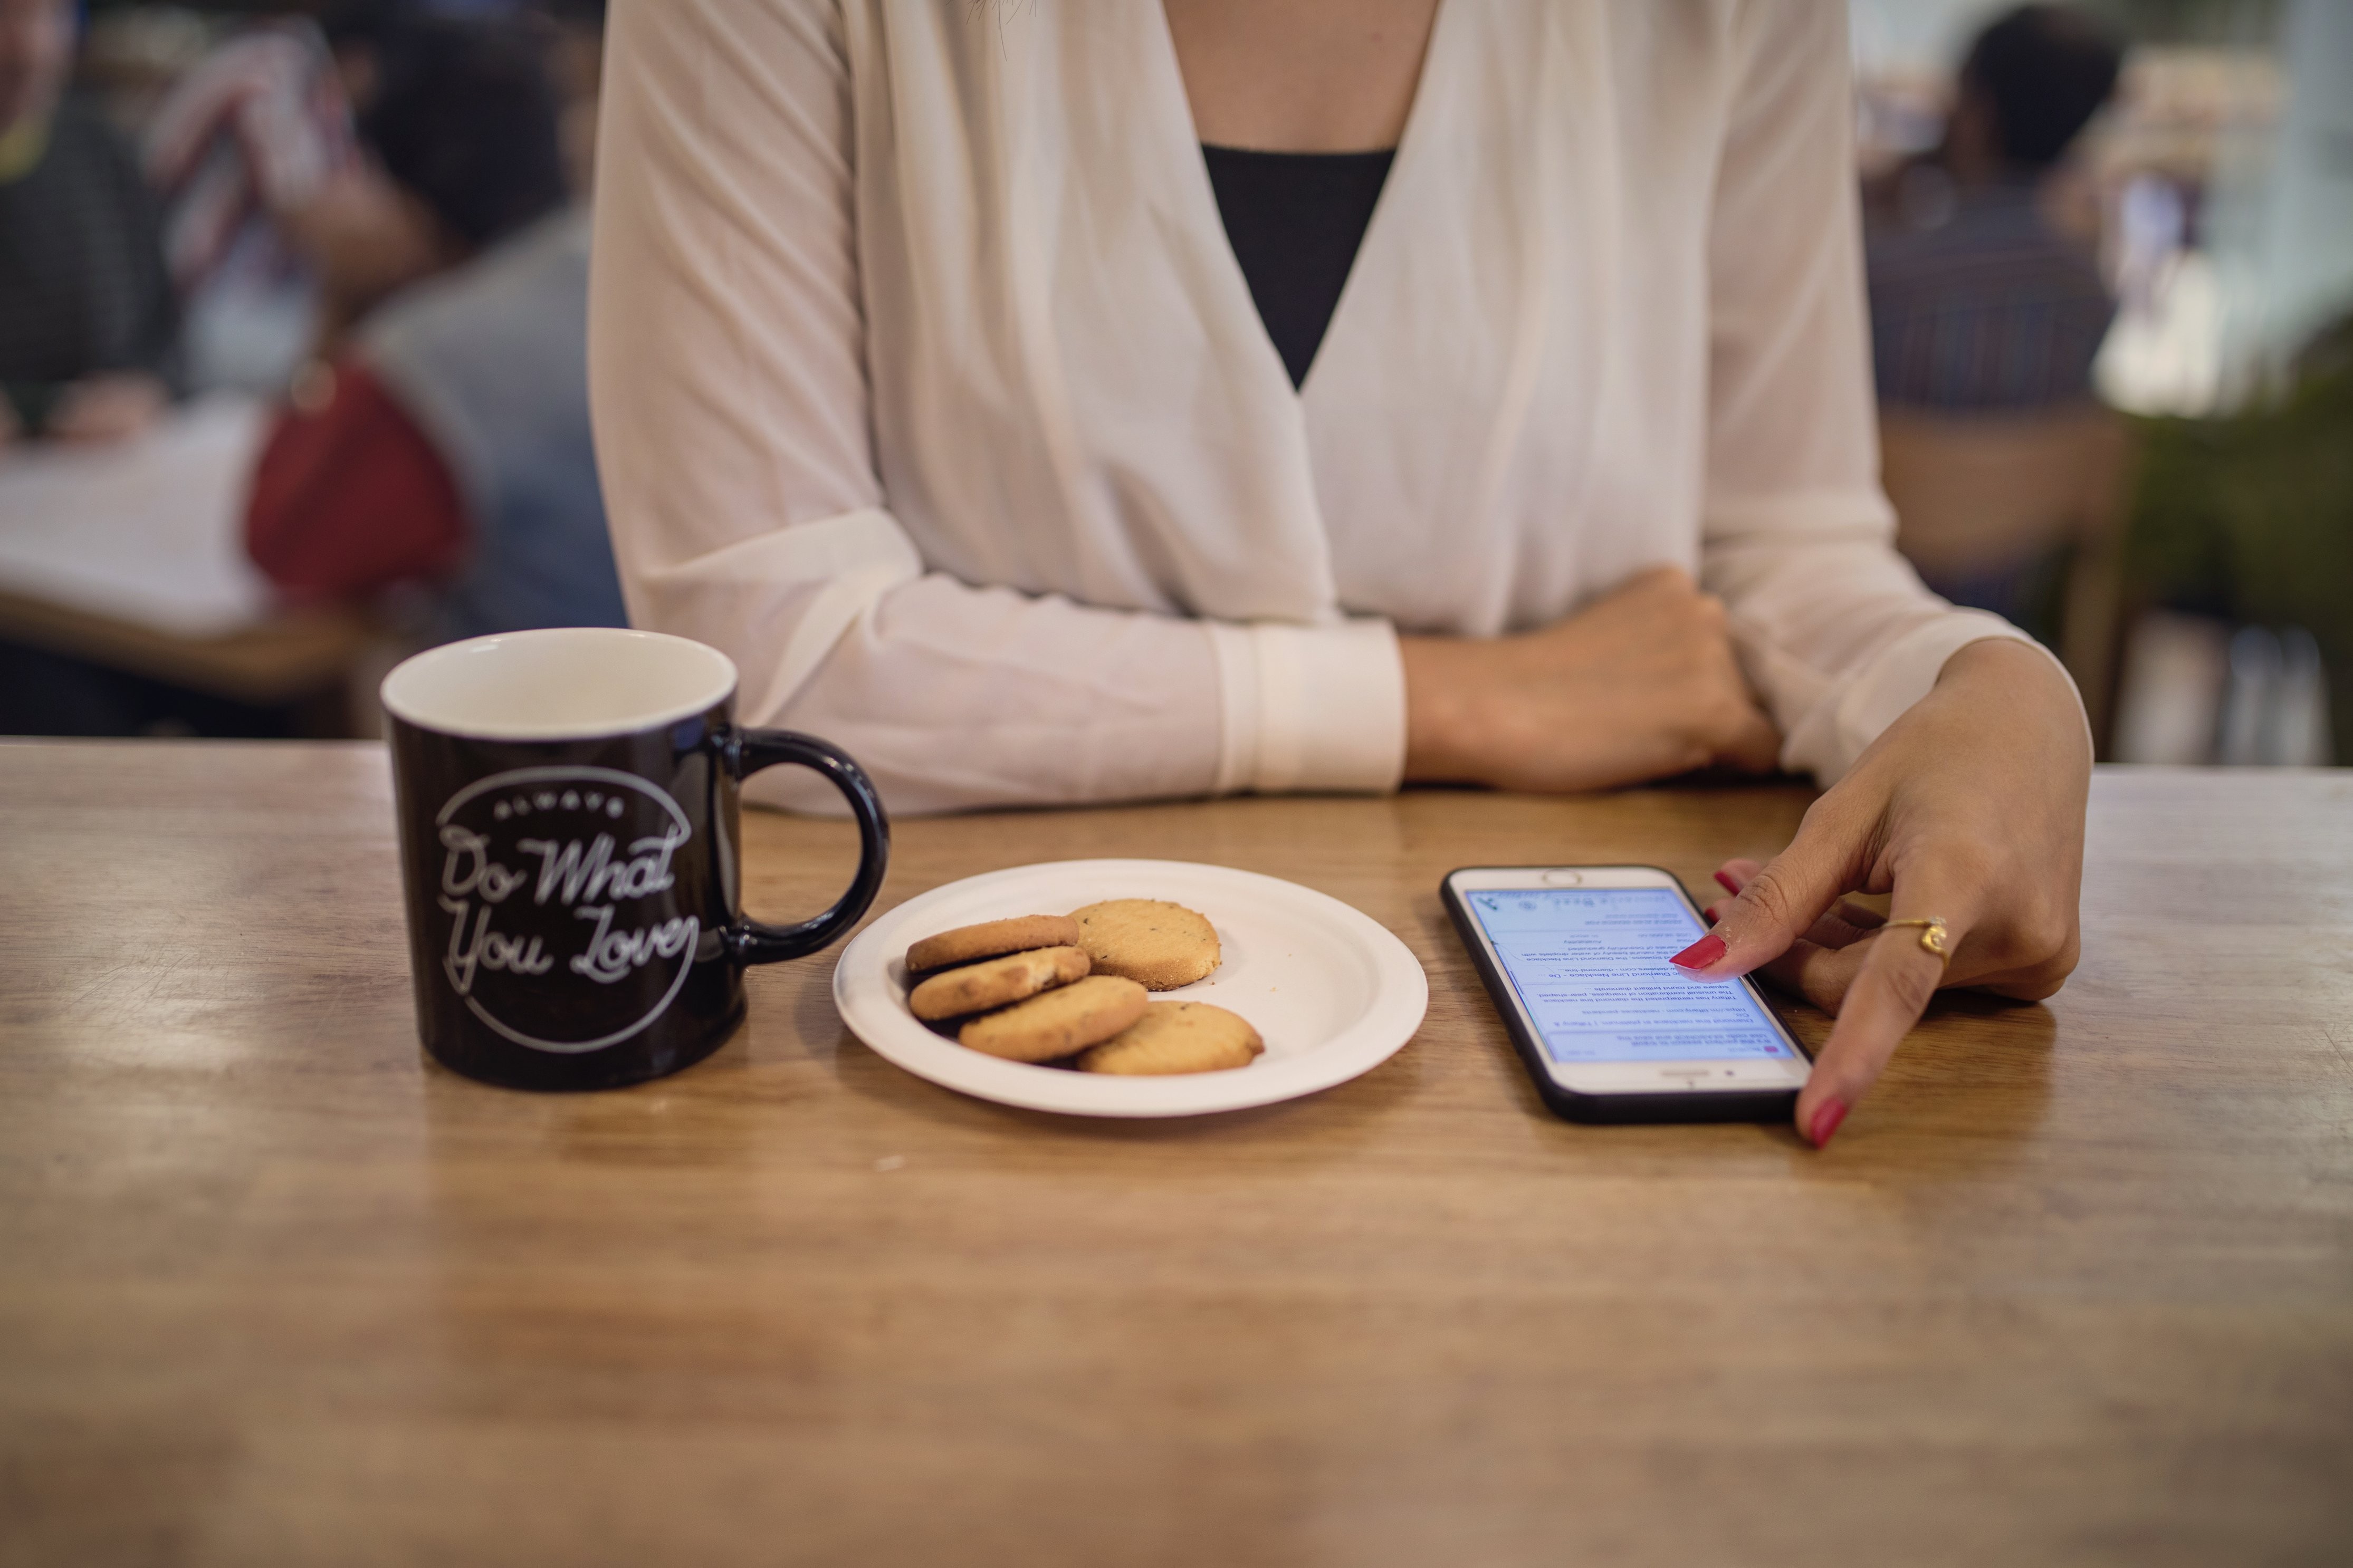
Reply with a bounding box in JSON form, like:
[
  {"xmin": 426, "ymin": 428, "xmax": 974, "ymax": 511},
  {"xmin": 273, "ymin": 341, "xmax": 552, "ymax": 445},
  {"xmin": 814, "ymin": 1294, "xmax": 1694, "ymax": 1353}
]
[
  {"xmin": 2080, "ymin": 0, "xmax": 2282, "ymax": 43},
  {"xmin": 2122, "ymin": 315, "xmax": 2353, "ymax": 761}
]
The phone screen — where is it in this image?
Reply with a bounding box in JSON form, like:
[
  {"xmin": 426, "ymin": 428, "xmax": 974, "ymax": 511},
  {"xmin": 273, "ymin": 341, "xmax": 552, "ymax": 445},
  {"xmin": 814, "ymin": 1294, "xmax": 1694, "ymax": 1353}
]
[{"xmin": 1464, "ymin": 888, "xmax": 1799, "ymax": 1065}]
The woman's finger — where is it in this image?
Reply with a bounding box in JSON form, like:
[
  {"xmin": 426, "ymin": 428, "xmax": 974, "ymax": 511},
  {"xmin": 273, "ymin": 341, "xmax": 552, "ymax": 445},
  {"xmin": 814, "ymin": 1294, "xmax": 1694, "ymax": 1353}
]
[
  {"xmin": 1680, "ymin": 816, "xmax": 1863, "ymax": 979},
  {"xmin": 1832, "ymin": 896, "xmax": 1887, "ymax": 929},
  {"xmin": 1807, "ymin": 898, "xmax": 1887, "ymax": 950},
  {"xmin": 1712, "ymin": 858, "xmax": 1872, "ymax": 950},
  {"xmin": 1713, "ymin": 897, "xmax": 1882, "ymax": 953},
  {"xmin": 1754, "ymin": 935, "xmax": 1866, "ymax": 1013},
  {"xmin": 1791, "ymin": 876, "xmax": 1981, "ymax": 1148}
]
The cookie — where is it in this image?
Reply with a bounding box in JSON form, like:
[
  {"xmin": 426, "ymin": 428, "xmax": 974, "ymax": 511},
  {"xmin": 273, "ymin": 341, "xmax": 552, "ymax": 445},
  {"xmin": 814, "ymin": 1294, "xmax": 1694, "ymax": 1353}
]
[
  {"xmin": 958, "ymin": 975, "xmax": 1149, "ymax": 1063},
  {"xmin": 1077, "ymin": 1001, "xmax": 1264, "ymax": 1076},
  {"xmin": 907, "ymin": 915, "xmax": 1084, "ymax": 975},
  {"xmin": 1068, "ymin": 899, "xmax": 1220, "ymax": 990},
  {"xmin": 907, "ymin": 945, "xmax": 1089, "ymax": 1021}
]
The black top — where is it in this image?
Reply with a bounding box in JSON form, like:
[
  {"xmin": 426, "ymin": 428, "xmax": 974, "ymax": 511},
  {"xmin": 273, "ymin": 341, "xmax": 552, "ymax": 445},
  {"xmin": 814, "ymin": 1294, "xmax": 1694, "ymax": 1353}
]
[
  {"xmin": 0, "ymin": 98, "xmax": 179, "ymax": 432},
  {"xmin": 1200, "ymin": 143, "xmax": 1393, "ymax": 390}
]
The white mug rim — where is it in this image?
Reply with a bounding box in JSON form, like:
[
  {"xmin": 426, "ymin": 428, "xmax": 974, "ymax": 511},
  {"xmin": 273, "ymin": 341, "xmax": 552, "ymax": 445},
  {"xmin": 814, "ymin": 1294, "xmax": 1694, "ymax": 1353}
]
[{"xmin": 380, "ymin": 627, "xmax": 740, "ymax": 741}]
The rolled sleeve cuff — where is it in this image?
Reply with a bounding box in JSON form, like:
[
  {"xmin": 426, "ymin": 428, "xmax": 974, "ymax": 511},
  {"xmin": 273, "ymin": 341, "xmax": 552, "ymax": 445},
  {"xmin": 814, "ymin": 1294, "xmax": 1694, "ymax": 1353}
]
[
  {"xmin": 1207, "ymin": 617, "xmax": 1407, "ymax": 796},
  {"xmin": 1783, "ymin": 611, "xmax": 2087, "ymax": 784}
]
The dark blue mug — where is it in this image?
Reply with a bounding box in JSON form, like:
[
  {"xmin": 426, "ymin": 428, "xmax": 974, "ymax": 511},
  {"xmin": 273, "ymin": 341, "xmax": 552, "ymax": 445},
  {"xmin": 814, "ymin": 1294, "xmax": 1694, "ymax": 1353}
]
[{"xmin": 381, "ymin": 628, "xmax": 888, "ymax": 1091}]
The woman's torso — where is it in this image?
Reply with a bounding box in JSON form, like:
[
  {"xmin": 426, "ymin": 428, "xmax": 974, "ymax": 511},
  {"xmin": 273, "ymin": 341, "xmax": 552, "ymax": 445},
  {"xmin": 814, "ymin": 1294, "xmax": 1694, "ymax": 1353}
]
[{"xmin": 844, "ymin": 1, "xmax": 1745, "ymax": 638}]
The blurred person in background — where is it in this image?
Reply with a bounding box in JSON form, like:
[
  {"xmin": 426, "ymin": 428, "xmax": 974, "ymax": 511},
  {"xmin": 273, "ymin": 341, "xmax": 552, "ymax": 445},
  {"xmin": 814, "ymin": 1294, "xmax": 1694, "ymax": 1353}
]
[
  {"xmin": 245, "ymin": 7, "xmax": 626, "ymax": 641},
  {"xmin": 0, "ymin": 0, "xmax": 179, "ymax": 449},
  {"xmin": 1866, "ymin": 4, "xmax": 2124, "ymax": 411},
  {"xmin": 538, "ymin": 0, "xmax": 607, "ymax": 194},
  {"xmin": 141, "ymin": 5, "xmax": 360, "ymax": 394}
]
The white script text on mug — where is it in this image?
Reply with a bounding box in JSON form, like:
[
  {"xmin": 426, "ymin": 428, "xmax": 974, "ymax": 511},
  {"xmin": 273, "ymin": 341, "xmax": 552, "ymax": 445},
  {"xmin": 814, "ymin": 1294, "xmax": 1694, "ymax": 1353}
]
[{"xmin": 436, "ymin": 822, "xmax": 696, "ymax": 995}]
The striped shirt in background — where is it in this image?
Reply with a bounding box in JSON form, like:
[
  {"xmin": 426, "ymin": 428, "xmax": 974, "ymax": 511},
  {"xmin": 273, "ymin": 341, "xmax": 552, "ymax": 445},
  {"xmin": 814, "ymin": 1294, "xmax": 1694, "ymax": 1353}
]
[
  {"xmin": 1866, "ymin": 177, "xmax": 2115, "ymax": 411},
  {"xmin": 1864, "ymin": 175, "xmax": 2118, "ymax": 636}
]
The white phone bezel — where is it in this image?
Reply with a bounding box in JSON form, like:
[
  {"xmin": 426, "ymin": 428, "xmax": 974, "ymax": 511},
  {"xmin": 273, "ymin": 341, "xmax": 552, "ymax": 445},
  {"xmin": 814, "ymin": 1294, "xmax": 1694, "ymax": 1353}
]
[{"xmin": 1447, "ymin": 865, "xmax": 1812, "ymax": 1095}]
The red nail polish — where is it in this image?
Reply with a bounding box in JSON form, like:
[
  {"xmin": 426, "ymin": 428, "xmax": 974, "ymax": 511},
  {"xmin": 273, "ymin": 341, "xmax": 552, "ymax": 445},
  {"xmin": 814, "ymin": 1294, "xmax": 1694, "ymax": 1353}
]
[
  {"xmin": 1808, "ymin": 1098, "xmax": 1849, "ymax": 1148},
  {"xmin": 1669, "ymin": 934, "xmax": 1726, "ymax": 969},
  {"xmin": 1713, "ymin": 870, "xmax": 1740, "ymax": 895}
]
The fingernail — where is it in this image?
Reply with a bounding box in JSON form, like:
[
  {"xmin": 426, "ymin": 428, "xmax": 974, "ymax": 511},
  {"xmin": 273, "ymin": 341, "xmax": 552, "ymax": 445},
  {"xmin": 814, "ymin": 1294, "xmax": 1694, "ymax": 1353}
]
[
  {"xmin": 1703, "ymin": 903, "xmax": 1723, "ymax": 925},
  {"xmin": 1669, "ymin": 934, "xmax": 1726, "ymax": 969},
  {"xmin": 1808, "ymin": 1098, "xmax": 1849, "ymax": 1148},
  {"xmin": 1713, "ymin": 870, "xmax": 1741, "ymax": 895}
]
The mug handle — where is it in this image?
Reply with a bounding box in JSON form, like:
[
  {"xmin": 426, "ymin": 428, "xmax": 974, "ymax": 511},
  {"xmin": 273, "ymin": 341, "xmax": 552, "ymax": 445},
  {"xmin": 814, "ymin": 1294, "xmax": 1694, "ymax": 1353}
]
[{"xmin": 715, "ymin": 728, "xmax": 891, "ymax": 964}]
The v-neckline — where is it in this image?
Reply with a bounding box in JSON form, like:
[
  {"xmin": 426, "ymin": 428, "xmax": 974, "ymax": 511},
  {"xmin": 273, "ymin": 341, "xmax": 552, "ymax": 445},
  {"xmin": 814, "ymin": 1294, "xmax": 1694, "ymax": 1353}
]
[{"xmin": 1147, "ymin": 1, "xmax": 1455, "ymax": 402}]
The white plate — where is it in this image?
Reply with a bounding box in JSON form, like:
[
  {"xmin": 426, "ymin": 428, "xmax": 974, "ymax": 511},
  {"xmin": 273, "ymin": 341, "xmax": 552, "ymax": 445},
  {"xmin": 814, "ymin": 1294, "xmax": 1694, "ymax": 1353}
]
[{"xmin": 831, "ymin": 858, "xmax": 1428, "ymax": 1118}]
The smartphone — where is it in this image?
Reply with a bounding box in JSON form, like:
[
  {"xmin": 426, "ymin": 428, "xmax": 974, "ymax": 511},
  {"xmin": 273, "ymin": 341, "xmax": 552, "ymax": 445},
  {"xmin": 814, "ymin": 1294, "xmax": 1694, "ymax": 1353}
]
[{"xmin": 1441, "ymin": 865, "xmax": 1812, "ymax": 1124}]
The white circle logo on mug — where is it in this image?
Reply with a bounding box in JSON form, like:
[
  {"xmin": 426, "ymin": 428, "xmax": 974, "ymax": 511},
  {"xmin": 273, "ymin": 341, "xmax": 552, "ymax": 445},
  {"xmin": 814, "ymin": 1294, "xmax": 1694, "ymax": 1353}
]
[{"xmin": 433, "ymin": 766, "xmax": 706, "ymax": 1053}]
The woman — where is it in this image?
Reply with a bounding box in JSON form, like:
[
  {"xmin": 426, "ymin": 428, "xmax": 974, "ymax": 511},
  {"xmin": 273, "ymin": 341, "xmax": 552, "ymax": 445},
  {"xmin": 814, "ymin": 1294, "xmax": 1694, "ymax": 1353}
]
[{"xmin": 588, "ymin": 0, "xmax": 2090, "ymax": 1146}]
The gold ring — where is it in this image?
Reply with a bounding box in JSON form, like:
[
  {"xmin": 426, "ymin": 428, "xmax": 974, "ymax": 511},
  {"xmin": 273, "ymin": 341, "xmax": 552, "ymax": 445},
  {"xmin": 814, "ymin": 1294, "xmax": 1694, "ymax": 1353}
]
[{"xmin": 1868, "ymin": 916, "xmax": 1951, "ymax": 965}]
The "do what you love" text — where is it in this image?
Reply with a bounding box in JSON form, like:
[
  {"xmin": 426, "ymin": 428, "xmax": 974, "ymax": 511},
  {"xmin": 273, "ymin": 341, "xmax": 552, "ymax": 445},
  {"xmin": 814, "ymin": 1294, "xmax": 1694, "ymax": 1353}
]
[{"xmin": 436, "ymin": 822, "xmax": 698, "ymax": 996}]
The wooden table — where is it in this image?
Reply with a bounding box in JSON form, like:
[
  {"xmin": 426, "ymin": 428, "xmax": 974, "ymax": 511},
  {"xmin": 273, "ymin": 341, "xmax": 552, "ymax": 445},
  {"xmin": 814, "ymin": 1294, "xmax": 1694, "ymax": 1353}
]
[{"xmin": 2, "ymin": 742, "xmax": 2347, "ymax": 1566}]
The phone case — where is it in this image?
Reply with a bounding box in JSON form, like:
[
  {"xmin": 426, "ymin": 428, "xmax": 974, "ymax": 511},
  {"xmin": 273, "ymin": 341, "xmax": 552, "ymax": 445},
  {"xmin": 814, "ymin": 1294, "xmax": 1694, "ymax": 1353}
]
[{"xmin": 1440, "ymin": 868, "xmax": 1805, "ymax": 1126}]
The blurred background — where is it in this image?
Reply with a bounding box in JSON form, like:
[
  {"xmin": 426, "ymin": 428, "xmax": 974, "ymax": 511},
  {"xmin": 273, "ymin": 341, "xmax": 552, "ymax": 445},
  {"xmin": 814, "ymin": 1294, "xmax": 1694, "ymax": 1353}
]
[
  {"xmin": 0, "ymin": 0, "xmax": 611, "ymax": 737},
  {"xmin": 1854, "ymin": 0, "xmax": 2349, "ymax": 766},
  {"xmin": 0, "ymin": 0, "xmax": 2344, "ymax": 766}
]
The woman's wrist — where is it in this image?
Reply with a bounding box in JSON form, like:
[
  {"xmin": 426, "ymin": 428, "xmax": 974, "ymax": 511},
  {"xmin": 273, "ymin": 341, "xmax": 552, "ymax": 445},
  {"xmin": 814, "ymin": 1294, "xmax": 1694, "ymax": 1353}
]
[
  {"xmin": 1936, "ymin": 636, "xmax": 2056, "ymax": 686},
  {"xmin": 1931, "ymin": 638, "xmax": 2091, "ymax": 756},
  {"xmin": 1400, "ymin": 634, "xmax": 1481, "ymax": 784}
]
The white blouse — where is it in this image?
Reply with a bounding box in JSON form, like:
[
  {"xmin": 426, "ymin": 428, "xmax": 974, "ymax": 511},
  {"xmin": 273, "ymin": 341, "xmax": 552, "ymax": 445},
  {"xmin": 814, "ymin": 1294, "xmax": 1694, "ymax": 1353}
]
[{"xmin": 589, "ymin": 0, "xmax": 2055, "ymax": 814}]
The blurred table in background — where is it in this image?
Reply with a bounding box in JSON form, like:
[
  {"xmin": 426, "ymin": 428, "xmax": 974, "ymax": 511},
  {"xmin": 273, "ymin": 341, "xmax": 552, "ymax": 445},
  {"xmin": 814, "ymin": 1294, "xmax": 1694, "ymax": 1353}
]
[
  {"xmin": 0, "ymin": 582, "xmax": 377, "ymax": 714},
  {"xmin": 0, "ymin": 396, "xmax": 383, "ymax": 730},
  {"xmin": 0, "ymin": 743, "xmax": 2347, "ymax": 1566}
]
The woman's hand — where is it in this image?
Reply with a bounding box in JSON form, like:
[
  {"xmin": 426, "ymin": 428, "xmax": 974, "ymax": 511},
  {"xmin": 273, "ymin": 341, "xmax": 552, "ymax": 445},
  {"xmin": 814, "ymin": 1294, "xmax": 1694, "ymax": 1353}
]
[
  {"xmin": 1401, "ymin": 565, "xmax": 1782, "ymax": 791},
  {"xmin": 1677, "ymin": 638, "xmax": 2090, "ymax": 1147}
]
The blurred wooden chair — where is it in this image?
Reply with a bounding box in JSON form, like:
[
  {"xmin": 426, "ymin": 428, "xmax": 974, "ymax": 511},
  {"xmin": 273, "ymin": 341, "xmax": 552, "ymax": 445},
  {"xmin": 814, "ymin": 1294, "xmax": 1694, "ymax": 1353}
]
[{"xmin": 1878, "ymin": 403, "xmax": 2134, "ymax": 752}]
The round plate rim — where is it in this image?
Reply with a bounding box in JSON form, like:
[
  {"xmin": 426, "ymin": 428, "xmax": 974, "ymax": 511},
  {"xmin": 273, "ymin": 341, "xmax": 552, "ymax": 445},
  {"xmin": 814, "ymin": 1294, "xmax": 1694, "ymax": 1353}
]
[{"xmin": 829, "ymin": 858, "xmax": 1428, "ymax": 1118}]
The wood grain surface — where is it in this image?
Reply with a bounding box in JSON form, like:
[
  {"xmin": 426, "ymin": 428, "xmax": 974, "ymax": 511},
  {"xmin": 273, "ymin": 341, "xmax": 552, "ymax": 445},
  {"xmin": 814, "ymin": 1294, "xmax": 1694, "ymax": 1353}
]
[{"xmin": 1, "ymin": 741, "xmax": 2347, "ymax": 1567}]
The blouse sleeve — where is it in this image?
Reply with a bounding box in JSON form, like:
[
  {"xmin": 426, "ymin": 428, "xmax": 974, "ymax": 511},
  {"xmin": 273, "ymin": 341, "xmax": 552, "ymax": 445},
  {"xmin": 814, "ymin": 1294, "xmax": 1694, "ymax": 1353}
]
[
  {"xmin": 1697, "ymin": 0, "xmax": 2082, "ymax": 783},
  {"xmin": 590, "ymin": 0, "xmax": 1397, "ymax": 815}
]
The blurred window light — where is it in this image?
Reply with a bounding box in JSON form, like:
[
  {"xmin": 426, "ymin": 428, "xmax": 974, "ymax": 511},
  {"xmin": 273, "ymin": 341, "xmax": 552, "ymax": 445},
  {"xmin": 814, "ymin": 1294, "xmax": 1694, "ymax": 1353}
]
[
  {"xmin": 2217, "ymin": 625, "xmax": 2332, "ymax": 766},
  {"xmin": 2112, "ymin": 610, "xmax": 2230, "ymax": 764},
  {"xmin": 2113, "ymin": 612, "xmax": 2333, "ymax": 766},
  {"xmin": 2094, "ymin": 245, "xmax": 2226, "ymax": 413},
  {"xmin": 2264, "ymin": 627, "xmax": 2332, "ymax": 767},
  {"xmin": 2211, "ymin": 0, "xmax": 2353, "ymax": 390}
]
